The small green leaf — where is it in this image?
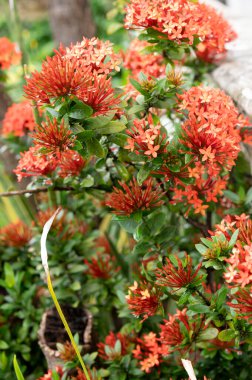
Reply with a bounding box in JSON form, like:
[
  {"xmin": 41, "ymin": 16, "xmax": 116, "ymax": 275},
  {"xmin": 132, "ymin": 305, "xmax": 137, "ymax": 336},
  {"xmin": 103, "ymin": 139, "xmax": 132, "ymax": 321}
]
[
  {"xmin": 108, "ymin": 133, "xmax": 127, "ymax": 147},
  {"xmin": 128, "ymin": 105, "xmax": 145, "ymax": 115},
  {"xmin": 245, "ymin": 187, "xmax": 252, "ymax": 204},
  {"xmin": 137, "ymin": 166, "xmax": 150, "ymax": 185},
  {"xmin": 229, "ymin": 229, "xmax": 239, "ymax": 248},
  {"xmin": 223, "ymin": 190, "xmax": 240, "ymax": 204},
  {"xmin": 218, "ymin": 329, "xmax": 235, "ymax": 342},
  {"xmin": 216, "ymin": 287, "xmax": 228, "ymax": 309},
  {"xmin": 195, "ymin": 244, "xmax": 207, "ymax": 255},
  {"xmin": 80, "ymin": 175, "xmax": 94, "ymax": 188},
  {"xmin": 115, "ymin": 162, "xmax": 130, "ymax": 181},
  {"xmin": 85, "ymin": 111, "xmax": 116, "ymax": 127},
  {"xmin": 69, "ymin": 103, "xmax": 93, "ymax": 119},
  {"xmin": 85, "ymin": 138, "xmax": 105, "ymax": 158},
  {"xmin": 13, "ymin": 355, "xmax": 25, "ymax": 380},
  {"xmin": 199, "ymin": 328, "xmax": 218, "ymax": 341},
  {"xmin": 0, "ymin": 341, "xmax": 9, "ymax": 350},
  {"xmin": 92, "ymin": 121, "xmax": 126, "ymax": 134},
  {"xmin": 4, "ymin": 263, "xmax": 15, "ymax": 288},
  {"xmin": 189, "ymin": 304, "xmax": 210, "ymax": 313}
]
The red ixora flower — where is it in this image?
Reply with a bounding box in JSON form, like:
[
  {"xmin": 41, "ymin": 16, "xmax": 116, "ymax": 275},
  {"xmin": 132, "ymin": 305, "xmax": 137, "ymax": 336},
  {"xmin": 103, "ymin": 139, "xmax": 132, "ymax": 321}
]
[
  {"xmin": 196, "ymin": 3, "xmax": 237, "ymax": 63},
  {"xmin": 106, "ymin": 177, "xmax": 164, "ymax": 216},
  {"xmin": 124, "ymin": 0, "xmax": 205, "ymax": 46},
  {"xmin": 97, "ymin": 332, "xmax": 129, "ymax": 360},
  {"xmin": 155, "ymin": 254, "xmax": 203, "ymax": 290},
  {"xmin": 0, "ymin": 221, "xmax": 32, "ymax": 248},
  {"xmin": 0, "ymin": 37, "xmax": 21, "ymax": 69},
  {"xmin": 32, "ymin": 118, "xmax": 75, "ymax": 156},
  {"xmin": 24, "ymin": 52, "xmax": 92, "ymax": 106},
  {"xmin": 24, "ymin": 46, "xmax": 122, "ymax": 117},
  {"xmin": 227, "ymin": 289, "xmax": 252, "ymax": 321},
  {"xmin": 1, "ymin": 101, "xmax": 35, "ymax": 137},
  {"xmin": 84, "ymin": 252, "xmax": 120, "ymax": 280},
  {"xmin": 126, "ymin": 281, "xmax": 161, "ymax": 321},
  {"xmin": 14, "ymin": 147, "xmax": 85, "ymax": 181}
]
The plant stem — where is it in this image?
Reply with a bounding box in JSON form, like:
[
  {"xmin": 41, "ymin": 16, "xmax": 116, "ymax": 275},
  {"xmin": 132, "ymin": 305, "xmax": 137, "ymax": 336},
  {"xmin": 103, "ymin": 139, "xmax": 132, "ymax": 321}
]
[
  {"xmin": 46, "ymin": 271, "xmax": 91, "ymax": 380},
  {"xmin": 196, "ymin": 289, "xmax": 210, "ymax": 306}
]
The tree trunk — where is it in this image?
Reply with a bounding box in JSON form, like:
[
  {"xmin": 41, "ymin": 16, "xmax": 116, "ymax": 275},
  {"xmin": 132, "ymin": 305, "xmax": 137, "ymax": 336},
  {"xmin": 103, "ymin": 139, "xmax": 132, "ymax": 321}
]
[{"xmin": 49, "ymin": 0, "xmax": 96, "ymax": 47}]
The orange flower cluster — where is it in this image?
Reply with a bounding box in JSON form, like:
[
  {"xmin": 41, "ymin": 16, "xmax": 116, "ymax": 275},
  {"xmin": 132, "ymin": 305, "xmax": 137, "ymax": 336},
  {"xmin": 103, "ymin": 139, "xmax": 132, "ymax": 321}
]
[
  {"xmin": 2, "ymin": 102, "xmax": 35, "ymax": 137},
  {"xmin": 106, "ymin": 177, "xmax": 164, "ymax": 216},
  {"xmin": 0, "ymin": 37, "xmax": 21, "ymax": 70},
  {"xmin": 0, "ymin": 221, "xmax": 32, "ymax": 248},
  {"xmin": 126, "ymin": 281, "xmax": 161, "ymax": 321},
  {"xmin": 124, "ymin": 1, "xmax": 236, "ymax": 62},
  {"xmin": 132, "ymin": 332, "xmax": 168, "ymax": 373},
  {"xmin": 196, "ymin": 3, "xmax": 237, "ymax": 62},
  {"xmin": 125, "ymin": 115, "xmax": 168, "ymax": 158},
  {"xmin": 97, "ymin": 332, "xmax": 129, "ymax": 360},
  {"xmin": 125, "ymin": 0, "xmax": 205, "ymax": 45},
  {"xmin": 62, "ymin": 37, "xmax": 121, "ymax": 75},
  {"xmin": 24, "ymin": 40, "xmax": 121, "ymax": 117},
  {"xmin": 212, "ymin": 215, "xmax": 252, "ymax": 288},
  {"xmin": 172, "ymin": 87, "xmax": 241, "ymax": 215},
  {"xmin": 224, "ymin": 244, "xmax": 252, "ymax": 288},
  {"xmin": 84, "ymin": 252, "xmax": 120, "ymax": 280},
  {"xmin": 14, "ymin": 147, "xmax": 85, "ymax": 181},
  {"xmin": 32, "ymin": 118, "xmax": 75, "ymax": 156},
  {"xmin": 123, "ymin": 39, "xmax": 166, "ymax": 79}
]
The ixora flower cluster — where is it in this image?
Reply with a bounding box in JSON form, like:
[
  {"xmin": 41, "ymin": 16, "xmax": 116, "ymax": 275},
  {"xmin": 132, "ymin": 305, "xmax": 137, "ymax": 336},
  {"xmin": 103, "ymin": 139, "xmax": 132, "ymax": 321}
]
[{"xmin": 1, "ymin": 1, "xmax": 252, "ymax": 380}]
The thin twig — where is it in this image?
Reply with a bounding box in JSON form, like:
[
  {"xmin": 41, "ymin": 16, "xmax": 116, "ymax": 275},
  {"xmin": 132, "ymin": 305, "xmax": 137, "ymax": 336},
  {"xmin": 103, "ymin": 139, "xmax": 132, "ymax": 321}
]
[{"xmin": 0, "ymin": 186, "xmax": 74, "ymax": 197}]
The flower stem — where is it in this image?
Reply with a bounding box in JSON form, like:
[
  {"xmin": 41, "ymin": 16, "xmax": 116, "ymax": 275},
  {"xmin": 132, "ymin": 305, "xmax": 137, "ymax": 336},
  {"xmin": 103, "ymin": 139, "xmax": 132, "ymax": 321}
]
[{"xmin": 46, "ymin": 271, "xmax": 91, "ymax": 380}]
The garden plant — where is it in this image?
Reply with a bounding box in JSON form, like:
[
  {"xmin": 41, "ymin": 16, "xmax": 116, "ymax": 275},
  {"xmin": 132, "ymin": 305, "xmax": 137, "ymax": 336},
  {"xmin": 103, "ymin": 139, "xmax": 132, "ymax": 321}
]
[{"xmin": 0, "ymin": 0, "xmax": 252, "ymax": 379}]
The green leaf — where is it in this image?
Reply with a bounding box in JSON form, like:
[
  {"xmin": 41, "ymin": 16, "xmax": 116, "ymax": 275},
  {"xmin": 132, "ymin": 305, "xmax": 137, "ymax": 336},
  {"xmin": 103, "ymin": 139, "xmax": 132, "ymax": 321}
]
[
  {"xmin": 76, "ymin": 130, "xmax": 95, "ymax": 141},
  {"xmin": 137, "ymin": 166, "xmax": 150, "ymax": 185},
  {"xmin": 229, "ymin": 229, "xmax": 239, "ymax": 248},
  {"xmin": 115, "ymin": 162, "xmax": 130, "ymax": 181},
  {"xmin": 200, "ymin": 238, "xmax": 213, "ymax": 248},
  {"xmin": 107, "ymin": 22, "xmax": 123, "ymax": 35},
  {"xmin": 245, "ymin": 187, "xmax": 252, "ymax": 204},
  {"xmin": 223, "ymin": 190, "xmax": 240, "ymax": 204},
  {"xmin": 91, "ymin": 121, "xmax": 126, "ymax": 134},
  {"xmin": 216, "ymin": 287, "xmax": 228, "ymax": 309},
  {"xmin": 218, "ymin": 329, "xmax": 235, "ymax": 342},
  {"xmin": 13, "ymin": 355, "xmax": 25, "ymax": 380},
  {"xmin": 80, "ymin": 175, "xmax": 94, "ymax": 188},
  {"xmin": 128, "ymin": 105, "xmax": 145, "ymax": 115},
  {"xmin": 85, "ymin": 138, "xmax": 105, "ymax": 158},
  {"xmin": 85, "ymin": 111, "xmax": 116, "ymax": 127},
  {"xmin": 199, "ymin": 328, "xmax": 218, "ymax": 341},
  {"xmin": 0, "ymin": 341, "xmax": 9, "ymax": 349},
  {"xmin": 69, "ymin": 103, "xmax": 93, "ymax": 119},
  {"xmin": 4, "ymin": 263, "xmax": 15, "ymax": 288},
  {"xmin": 112, "ymin": 215, "xmax": 141, "ymax": 234},
  {"xmin": 189, "ymin": 304, "xmax": 210, "ymax": 313},
  {"xmin": 195, "ymin": 244, "xmax": 207, "ymax": 255},
  {"xmin": 108, "ymin": 133, "xmax": 127, "ymax": 148}
]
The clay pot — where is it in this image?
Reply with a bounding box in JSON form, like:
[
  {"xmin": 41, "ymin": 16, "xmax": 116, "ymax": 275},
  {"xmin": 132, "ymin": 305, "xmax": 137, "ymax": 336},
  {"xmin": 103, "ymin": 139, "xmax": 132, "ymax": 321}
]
[{"xmin": 38, "ymin": 305, "xmax": 92, "ymax": 369}]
